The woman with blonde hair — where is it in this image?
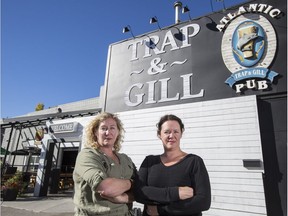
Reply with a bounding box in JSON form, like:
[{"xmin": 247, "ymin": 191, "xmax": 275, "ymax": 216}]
[{"xmin": 73, "ymin": 112, "xmax": 136, "ymax": 216}]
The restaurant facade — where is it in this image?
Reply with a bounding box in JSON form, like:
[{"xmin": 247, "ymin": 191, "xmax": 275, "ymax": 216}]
[{"xmin": 1, "ymin": 0, "xmax": 286, "ymax": 215}]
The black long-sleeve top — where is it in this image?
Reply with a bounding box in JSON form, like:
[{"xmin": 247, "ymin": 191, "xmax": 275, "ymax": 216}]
[{"xmin": 134, "ymin": 154, "xmax": 211, "ymax": 216}]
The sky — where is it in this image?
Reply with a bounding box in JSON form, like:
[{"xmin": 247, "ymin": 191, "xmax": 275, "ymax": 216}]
[{"xmin": 1, "ymin": 0, "xmax": 248, "ymax": 118}]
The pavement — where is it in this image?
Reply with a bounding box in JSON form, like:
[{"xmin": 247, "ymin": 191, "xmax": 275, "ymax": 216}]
[
  {"xmin": 1, "ymin": 190, "xmax": 143, "ymax": 215},
  {"xmin": 1, "ymin": 190, "xmax": 75, "ymax": 215}
]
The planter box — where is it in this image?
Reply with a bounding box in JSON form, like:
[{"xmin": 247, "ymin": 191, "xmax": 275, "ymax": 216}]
[{"xmin": 2, "ymin": 188, "xmax": 19, "ymax": 201}]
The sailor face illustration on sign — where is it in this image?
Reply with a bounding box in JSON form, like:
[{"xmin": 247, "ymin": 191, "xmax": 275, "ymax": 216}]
[
  {"xmin": 221, "ymin": 14, "xmax": 279, "ymax": 92},
  {"xmin": 232, "ymin": 21, "xmax": 265, "ymax": 67}
]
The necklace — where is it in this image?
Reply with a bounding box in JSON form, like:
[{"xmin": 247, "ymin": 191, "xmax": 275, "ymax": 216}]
[
  {"xmin": 106, "ymin": 152, "xmax": 120, "ymax": 164},
  {"xmin": 99, "ymin": 149, "xmax": 120, "ymax": 164}
]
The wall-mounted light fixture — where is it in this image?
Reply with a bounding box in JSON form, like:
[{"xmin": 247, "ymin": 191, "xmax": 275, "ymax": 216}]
[
  {"xmin": 209, "ymin": 0, "xmax": 214, "ymax": 12},
  {"xmin": 182, "ymin": 5, "xmax": 192, "ymax": 20},
  {"xmin": 149, "ymin": 16, "xmax": 161, "ymax": 30},
  {"xmin": 216, "ymin": 0, "xmax": 226, "ymax": 11},
  {"xmin": 57, "ymin": 107, "xmax": 62, "ymax": 113},
  {"xmin": 122, "ymin": 25, "xmax": 135, "ymax": 38}
]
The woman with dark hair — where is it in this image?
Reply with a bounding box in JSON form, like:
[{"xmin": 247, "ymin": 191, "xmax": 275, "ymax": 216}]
[
  {"xmin": 73, "ymin": 112, "xmax": 136, "ymax": 216},
  {"xmin": 135, "ymin": 114, "xmax": 211, "ymax": 216}
]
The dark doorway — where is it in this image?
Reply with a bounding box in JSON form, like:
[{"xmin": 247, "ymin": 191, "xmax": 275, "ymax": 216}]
[
  {"xmin": 61, "ymin": 148, "xmax": 78, "ymax": 173},
  {"xmin": 59, "ymin": 147, "xmax": 78, "ymax": 190},
  {"xmin": 257, "ymin": 94, "xmax": 287, "ymax": 216}
]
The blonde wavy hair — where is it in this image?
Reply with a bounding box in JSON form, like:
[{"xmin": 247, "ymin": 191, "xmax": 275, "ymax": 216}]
[{"xmin": 84, "ymin": 112, "xmax": 124, "ymax": 152}]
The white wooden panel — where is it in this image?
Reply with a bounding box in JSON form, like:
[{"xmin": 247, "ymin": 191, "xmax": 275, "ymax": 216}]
[
  {"xmin": 204, "ymin": 208, "xmax": 266, "ymax": 216},
  {"xmin": 211, "ymin": 202, "xmax": 266, "ymax": 214},
  {"xmin": 212, "ymin": 195, "xmax": 266, "ymax": 206},
  {"xmin": 211, "ymin": 190, "xmax": 265, "ymax": 199},
  {"xmin": 187, "ymin": 140, "xmax": 262, "ymax": 148},
  {"xmin": 211, "ymin": 183, "xmax": 264, "ymax": 192},
  {"xmin": 208, "ymin": 171, "xmax": 262, "ymax": 179},
  {"xmin": 211, "ymin": 176, "xmax": 264, "ymax": 185}
]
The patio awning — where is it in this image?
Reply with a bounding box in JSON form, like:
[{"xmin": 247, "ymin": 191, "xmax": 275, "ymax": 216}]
[{"xmin": 11, "ymin": 147, "xmax": 41, "ymax": 156}]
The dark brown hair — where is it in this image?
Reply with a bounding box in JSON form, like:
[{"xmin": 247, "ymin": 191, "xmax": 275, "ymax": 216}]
[{"xmin": 156, "ymin": 114, "xmax": 185, "ymax": 135}]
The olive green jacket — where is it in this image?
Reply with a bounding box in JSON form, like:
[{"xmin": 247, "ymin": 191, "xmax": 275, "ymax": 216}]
[{"xmin": 73, "ymin": 147, "xmax": 136, "ymax": 216}]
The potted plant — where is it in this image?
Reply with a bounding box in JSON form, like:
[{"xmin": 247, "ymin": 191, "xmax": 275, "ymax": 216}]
[{"xmin": 1, "ymin": 171, "xmax": 25, "ymax": 201}]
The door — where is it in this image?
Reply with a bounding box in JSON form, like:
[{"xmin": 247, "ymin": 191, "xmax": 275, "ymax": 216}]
[
  {"xmin": 60, "ymin": 147, "xmax": 78, "ymax": 190},
  {"xmin": 257, "ymin": 95, "xmax": 287, "ymax": 216}
]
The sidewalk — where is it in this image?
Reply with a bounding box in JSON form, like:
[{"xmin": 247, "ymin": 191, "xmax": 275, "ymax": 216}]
[{"xmin": 1, "ymin": 191, "xmax": 74, "ymax": 214}]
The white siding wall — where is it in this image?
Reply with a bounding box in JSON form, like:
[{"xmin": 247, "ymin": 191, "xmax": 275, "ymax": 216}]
[{"xmin": 118, "ymin": 95, "xmax": 266, "ymax": 216}]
